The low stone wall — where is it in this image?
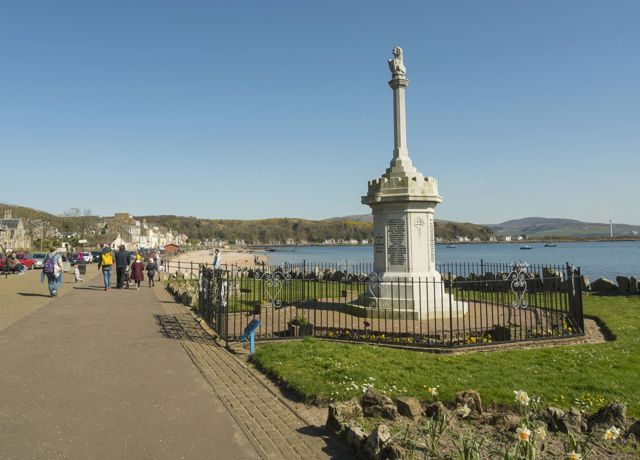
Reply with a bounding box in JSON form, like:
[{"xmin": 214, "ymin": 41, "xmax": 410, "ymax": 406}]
[
  {"xmin": 590, "ymin": 276, "xmax": 639, "ymax": 295},
  {"xmin": 327, "ymin": 388, "xmax": 638, "ymax": 459},
  {"xmin": 165, "ymin": 273, "xmax": 199, "ymax": 308}
]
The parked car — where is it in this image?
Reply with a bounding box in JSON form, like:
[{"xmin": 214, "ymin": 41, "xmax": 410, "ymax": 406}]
[
  {"xmin": 31, "ymin": 253, "xmax": 47, "ymax": 269},
  {"xmin": 91, "ymin": 251, "xmax": 103, "ymax": 263},
  {"xmin": 79, "ymin": 251, "xmax": 93, "ymax": 263}
]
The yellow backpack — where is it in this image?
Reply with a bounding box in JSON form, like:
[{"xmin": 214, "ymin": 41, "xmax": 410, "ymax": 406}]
[{"xmin": 101, "ymin": 251, "xmax": 113, "ymax": 267}]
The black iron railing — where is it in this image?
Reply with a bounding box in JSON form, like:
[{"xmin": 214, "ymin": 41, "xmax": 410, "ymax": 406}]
[{"xmin": 189, "ymin": 260, "xmax": 585, "ymax": 349}]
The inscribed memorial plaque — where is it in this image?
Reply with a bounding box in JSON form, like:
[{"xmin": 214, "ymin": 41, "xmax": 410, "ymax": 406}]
[
  {"xmin": 386, "ymin": 217, "xmax": 407, "ymax": 270},
  {"xmin": 429, "ymin": 216, "xmax": 435, "ymax": 263}
]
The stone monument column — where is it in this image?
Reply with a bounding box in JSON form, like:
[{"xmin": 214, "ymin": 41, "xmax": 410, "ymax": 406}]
[{"xmin": 361, "ymin": 47, "xmax": 466, "ymax": 319}]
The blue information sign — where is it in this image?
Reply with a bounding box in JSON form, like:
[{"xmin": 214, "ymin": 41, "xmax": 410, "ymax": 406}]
[{"xmin": 240, "ymin": 319, "xmax": 261, "ymax": 342}]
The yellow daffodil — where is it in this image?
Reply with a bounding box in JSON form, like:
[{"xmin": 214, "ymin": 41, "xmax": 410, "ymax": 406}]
[
  {"xmin": 457, "ymin": 404, "xmax": 471, "ymax": 418},
  {"xmin": 604, "ymin": 426, "xmax": 621, "ymax": 441},
  {"xmin": 516, "ymin": 426, "xmax": 531, "ymax": 442},
  {"xmin": 514, "ymin": 390, "xmax": 530, "ymax": 406}
]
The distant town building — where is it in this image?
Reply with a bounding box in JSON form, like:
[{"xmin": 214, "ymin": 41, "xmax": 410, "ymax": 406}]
[
  {"xmin": 0, "ymin": 210, "xmax": 31, "ymax": 251},
  {"xmin": 164, "ymin": 243, "xmax": 180, "ymax": 255},
  {"xmin": 97, "ymin": 213, "xmax": 188, "ymax": 250}
]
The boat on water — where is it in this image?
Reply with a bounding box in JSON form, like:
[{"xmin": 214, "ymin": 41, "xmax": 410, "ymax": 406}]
[
  {"xmin": 446, "ymin": 244, "xmax": 456, "ymax": 248},
  {"xmin": 544, "ymin": 243, "xmax": 557, "ymax": 247},
  {"xmin": 520, "ymin": 245, "xmax": 532, "ymax": 250}
]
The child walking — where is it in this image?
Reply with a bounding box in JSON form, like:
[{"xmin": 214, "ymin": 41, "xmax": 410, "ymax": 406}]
[
  {"xmin": 129, "ymin": 255, "xmax": 145, "ymax": 290},
  {"xmin": 73, "ymin": 264, "xmax": 84, "ymax": 283},
  {"xmin": 146, "ymin": 258, "xmax": 158, "ymax": 287}
]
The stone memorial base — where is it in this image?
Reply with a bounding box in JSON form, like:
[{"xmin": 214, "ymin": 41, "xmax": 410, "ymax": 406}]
[{"xmin": 358, "ymin": 272, "xmax": 468, "ymax": 320}]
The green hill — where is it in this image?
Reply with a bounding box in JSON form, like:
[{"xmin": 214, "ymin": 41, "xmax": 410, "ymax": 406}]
[
  {"xmin": 0, "ymin": 203, "xmax": 496, "ymax": 244},
  {"xmin": 490, "ymin": 217, "xmax": 640, "ymax": 238}
]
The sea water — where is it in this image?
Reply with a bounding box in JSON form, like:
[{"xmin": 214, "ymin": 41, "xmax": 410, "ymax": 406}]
[{"xmin": 261, "ymin": 241, "xmax": 639, "ymax": 280}]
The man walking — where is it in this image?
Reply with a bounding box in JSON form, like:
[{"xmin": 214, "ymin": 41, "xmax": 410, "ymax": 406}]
[
  {"xmin": 213, "ymin": 248, "xmax": 221, "ymax": 270},
  {"xmin": 97, "ymin": 244, "xmax": 113, "ymax": 291},
  {"xmin": 43, "ymin": 247, "xmax": 64, "ymax": 296},
  {"xmin": 115, "ymin": 245, "xmax": 131, "ymax": 288}
]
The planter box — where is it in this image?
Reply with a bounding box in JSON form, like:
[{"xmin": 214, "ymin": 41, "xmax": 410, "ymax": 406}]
[
  {"xmin": 288, "ymin": 323, "xmax": 314, "ymax": 337},
  {"xmin": 493, "ymin": 325, "xmax": 523, "ymax": 342}
]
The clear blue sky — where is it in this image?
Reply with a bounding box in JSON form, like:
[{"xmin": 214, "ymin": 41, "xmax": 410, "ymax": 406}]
[{"xmin": 1, "ymin": 1, "xmax": 638, "ymax": 224}]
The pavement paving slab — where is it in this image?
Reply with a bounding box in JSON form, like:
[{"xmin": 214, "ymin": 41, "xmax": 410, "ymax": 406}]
[{"xmin": 0, "ymin": 276, "xmax": 259, "ymax": 460}]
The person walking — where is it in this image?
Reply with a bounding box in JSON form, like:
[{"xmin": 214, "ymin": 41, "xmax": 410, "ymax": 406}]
[
  {"xmin": 73, "ymin": 264, "xmax": 84, "ymax": 283},
  {"xmin": 115, "ymin": 245, "xmax": 131, "ymax": 289},
  {"xmin": 97, "ymin": 244, "xmax": 114, "ymax": 291},
  {"xmin": 213, "ymin": 248, "xmax": 221, "ymax": 270},
  {"xmin": 146, "ymin": 257, "xmax": 158, "ymax": 287},
  {"xmin": 43, "ymin": 247, "xmax": 64, "ymax": 296},
  {"xmin": 130, "ymin": 255, "xmax": 144, "ymax": 290}
]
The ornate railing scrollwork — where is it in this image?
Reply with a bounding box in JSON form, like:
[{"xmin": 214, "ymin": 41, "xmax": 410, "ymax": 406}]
[
  {"xmin": 366, "ymin": 272, "xmax": 382, "ymax": 309},
  {"xmin": 255, "ymin": 269, "xmax": 292, "ymax": 308},
  {"xmin": 503, "ymin": 260, "xmax": 535, "ymax": 309}
]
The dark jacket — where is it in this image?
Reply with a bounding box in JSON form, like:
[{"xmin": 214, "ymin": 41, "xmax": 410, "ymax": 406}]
[
  {"xmin": 146, "ymin": 262, "xmax": 157, "ymax": 276},
  {"xmin": 130, "ymin": 260, "xmax": 144, "ymax": 281},
  {"xmin": 115, "ymin": 249, "xmax": 131, "ymax": 268}
]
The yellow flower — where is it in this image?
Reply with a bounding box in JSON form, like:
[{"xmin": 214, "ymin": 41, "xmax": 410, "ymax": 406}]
[
  {"xmin": 565, "ymin": 451, "xmax": 581, "ymax": 460},
  {"xmin": 604, "ymin": 426, "xmax": 621, "ymax": 441},
  {"xmin": 514, "ymin": 390, "xmax": 530, "ymax": 406},
  {"xmin": 457, "ymin": 404, "xmax": 471, "ymax": 418},
  {"xmin": 427, "ymin": 386, "xmax": 438, "ymax": 397},
  {"xmin": 516, "ymin": 426, "xmax": 531, "ymax": 442}
]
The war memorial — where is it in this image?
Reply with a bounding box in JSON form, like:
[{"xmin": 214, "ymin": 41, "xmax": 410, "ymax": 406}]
[{"xmin": 193, "ymin": 48, "xmax": 585, "ymax": 349}]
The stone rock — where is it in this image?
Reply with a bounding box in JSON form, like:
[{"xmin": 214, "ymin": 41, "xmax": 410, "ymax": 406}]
[
  {"xmin": 565, "ymin": 407, "xmax": 587, "ymax": 434},
  {"xmin": 381, "ymin": 442, "xmax": 405, "ymax": 460},
  {"xmin": 326, "ymin": 398, "xmax": 364, "ymax": 434},
  {"xmin": 580, "ymin": 276, "xmax": 590, "ymax": 291},
  {"xmin": 395, "ymin": 396, "xmax": 422, "ymax": 420},
  {"xmin": 492, "ymin": 413, "xmax": 522, "ymax": 432},
  {"xmin": 455, "ymin": 390, "xmax": 483, "ymax": 414},
  {"xmin": 590, "ymin": 278, "xmax": 619, "ymax": 293},
  {"xmin": 630, "ymin": 277, "xmax": 638, "ymax": 295},
  {"xmin": 363, "ymin": 424, "xmax": 391, "ymax": 460},
  {"xmin": 362, "ymin": 389, "xmax": 398, "ymax": 420},
  {"xmin": 616, "ymin": 276, "xmax": 631, "ymax": 294},
  {"xmin": 343, "ymin": 421, "xmax": 367, "ymax": 455},
  {"xmin": 539, "ymin": 407, "xmax": 566, "ymax": 433},
  {"xmin": 543, "ymin": 267, "xmax": 563, "ymax": 291},
  {"xmin": 588, "ymin": 401, "xmax": 627, "ymax": 431},
  {"xmin": 424, "ymin": 401, "xmax": 448, "ymax": 419}
]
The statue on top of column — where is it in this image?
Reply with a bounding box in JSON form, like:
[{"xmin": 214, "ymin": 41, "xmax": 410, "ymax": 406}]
[{"xmin": 388, "ymin": 47, "xmax": 406, "ymax": 78}]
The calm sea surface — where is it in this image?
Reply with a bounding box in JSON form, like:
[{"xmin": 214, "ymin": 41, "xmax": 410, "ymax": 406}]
[{"xmin": 260, "ymin": 241, "xmax": 639, "ymax": 280}]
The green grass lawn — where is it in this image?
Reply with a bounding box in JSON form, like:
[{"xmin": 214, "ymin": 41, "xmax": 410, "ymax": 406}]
[{"xmin": 251, "ymin": 295, "xmax": 640, "ymax": 417}]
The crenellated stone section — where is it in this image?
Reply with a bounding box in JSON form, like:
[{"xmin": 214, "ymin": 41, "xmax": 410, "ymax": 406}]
[{"xmin": 364, "ymin": 175, "xmax": 441, "ymax": 204}]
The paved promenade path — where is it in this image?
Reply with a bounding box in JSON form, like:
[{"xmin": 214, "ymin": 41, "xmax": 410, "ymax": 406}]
[{"xmin": 0, "ymin": 272, "xmax": 345, "ymax": 459}]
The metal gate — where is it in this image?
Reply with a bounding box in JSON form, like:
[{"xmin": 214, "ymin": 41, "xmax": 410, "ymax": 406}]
[{"xmin": 198, "ymin": 267, "xmax": 229, "ymax": 340}]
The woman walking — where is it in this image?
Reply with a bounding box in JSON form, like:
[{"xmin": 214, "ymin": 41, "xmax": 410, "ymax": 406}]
[
  {"xmin": 43, "ymin": 247, "xmax": 64, "ymax": 296},
  {"xmin": 130, "ymin": 255, "xmax": 145, "ymax": 290}
]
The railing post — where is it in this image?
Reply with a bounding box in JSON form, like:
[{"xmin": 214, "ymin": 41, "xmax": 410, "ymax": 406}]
[{"xmin": 448, "ymin": 272, "xmax": 454, "ymax": 346}]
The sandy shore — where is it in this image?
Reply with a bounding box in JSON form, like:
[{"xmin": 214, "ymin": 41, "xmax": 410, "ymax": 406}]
[{"xmin": 162, "ymin": 249, "xmax": 267, "ymax": 275}]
